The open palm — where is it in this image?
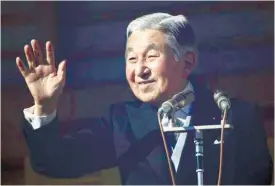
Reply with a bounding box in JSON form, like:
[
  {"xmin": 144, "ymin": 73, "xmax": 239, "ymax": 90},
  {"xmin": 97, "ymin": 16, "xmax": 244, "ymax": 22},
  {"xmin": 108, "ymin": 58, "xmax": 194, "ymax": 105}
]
[{"xmin": 16, "ymin": 40, "xmax": 66, "ymax": 107}]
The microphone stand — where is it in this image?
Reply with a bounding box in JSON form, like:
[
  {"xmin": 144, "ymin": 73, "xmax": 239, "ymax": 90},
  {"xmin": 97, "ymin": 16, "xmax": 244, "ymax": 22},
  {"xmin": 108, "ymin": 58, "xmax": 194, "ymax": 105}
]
[
  {"xmin": 162, "ymin": 113, "xmax": 233, "ymax": 186},
  {"xmin": 194, "ymin": 129, "xmax": 204, "ymax": 186}
]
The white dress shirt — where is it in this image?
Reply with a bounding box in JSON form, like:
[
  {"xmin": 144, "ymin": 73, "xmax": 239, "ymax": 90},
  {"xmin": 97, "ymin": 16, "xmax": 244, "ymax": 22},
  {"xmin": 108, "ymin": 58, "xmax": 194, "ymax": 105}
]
[{"xmin": 160, "ymin": 82, "xmax": 194, "ymax": 171}]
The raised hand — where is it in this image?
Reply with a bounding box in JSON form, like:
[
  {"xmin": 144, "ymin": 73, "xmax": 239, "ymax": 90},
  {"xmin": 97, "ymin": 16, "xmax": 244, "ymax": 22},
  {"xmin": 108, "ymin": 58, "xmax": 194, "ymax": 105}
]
[{"xmin": 16, "ymin": 39, "xmax": 66, "ymax": 115}]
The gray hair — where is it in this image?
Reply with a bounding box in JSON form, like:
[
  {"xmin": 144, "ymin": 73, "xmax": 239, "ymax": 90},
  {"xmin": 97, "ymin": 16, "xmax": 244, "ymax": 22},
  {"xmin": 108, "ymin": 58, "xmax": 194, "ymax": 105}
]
[{"xmin": 126, "ymin": 13, "xmax": 197, "ymax": 62}]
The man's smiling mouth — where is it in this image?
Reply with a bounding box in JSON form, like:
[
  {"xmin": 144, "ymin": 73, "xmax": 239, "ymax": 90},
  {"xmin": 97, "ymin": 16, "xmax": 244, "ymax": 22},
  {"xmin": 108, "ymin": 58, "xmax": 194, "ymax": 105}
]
[{"xmin": 138, "ymin": 80, "xmax": 156, "ymax": 84}]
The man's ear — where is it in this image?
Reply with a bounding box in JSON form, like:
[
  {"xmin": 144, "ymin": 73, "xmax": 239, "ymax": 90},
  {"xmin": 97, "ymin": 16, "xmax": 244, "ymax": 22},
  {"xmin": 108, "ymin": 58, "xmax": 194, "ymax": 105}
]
[
  {"xmin": 181, "ymin": 51, "xmax": 196, "ymax": 78},
  {"xmin": 183, "ymin": 52, "xmax": 197, "ymax": 76}
]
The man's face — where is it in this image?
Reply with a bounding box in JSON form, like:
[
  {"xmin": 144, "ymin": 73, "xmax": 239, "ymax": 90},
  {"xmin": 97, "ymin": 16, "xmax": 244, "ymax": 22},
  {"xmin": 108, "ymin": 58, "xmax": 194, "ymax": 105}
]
[{"xmin": 125, "ymin": 29, "xmax": 192, "ymax": 105}]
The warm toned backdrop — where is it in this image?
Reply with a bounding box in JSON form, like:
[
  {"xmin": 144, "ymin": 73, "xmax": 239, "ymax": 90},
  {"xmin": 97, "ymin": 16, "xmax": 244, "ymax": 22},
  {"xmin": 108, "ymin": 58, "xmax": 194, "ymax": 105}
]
[{"xmin": 1, "ymin": 1, "xmax": 273, "ymax": 184}]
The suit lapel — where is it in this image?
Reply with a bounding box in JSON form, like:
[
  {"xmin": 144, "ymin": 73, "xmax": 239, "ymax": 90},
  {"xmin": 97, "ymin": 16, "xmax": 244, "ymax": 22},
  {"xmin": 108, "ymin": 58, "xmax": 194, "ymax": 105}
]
[
  {"xmin": 124, "ymin": 82, "xmax": 233, "ymax": 184},
  {"xmin": 126, "ymin": 102, "xmax": 159, "ymax": 140},
  {"xmin": 191, "ymin": 83, "xmax": 222, "ymax": 131},
  {"xmin": 125, "ymin": 102, "xmax": 173, "ymax": 184},
  {"xmin": 176, "ymin": 82, "xmax": 236, "ymax": 184},
  {"xmin": 175, "ymin": 83, "xmax": 223, "ymax": 184}
]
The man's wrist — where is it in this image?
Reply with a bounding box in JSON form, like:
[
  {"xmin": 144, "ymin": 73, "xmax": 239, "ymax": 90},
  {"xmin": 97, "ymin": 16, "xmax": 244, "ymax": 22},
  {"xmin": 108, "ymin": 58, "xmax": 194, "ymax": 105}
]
[
  {"xmin": 34, "ymin": 102, "xmax": 57, "ymax": 116},
  {"xmin": 24, "ymin": 106, "xmax": 57, "ymax": 129}
]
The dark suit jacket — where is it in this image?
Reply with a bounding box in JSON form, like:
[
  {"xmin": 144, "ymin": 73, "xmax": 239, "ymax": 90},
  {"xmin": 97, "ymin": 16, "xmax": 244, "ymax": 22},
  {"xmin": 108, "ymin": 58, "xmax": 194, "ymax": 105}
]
[{"xmin": 21, "ymin": 82, "xmax": 273, "ymax": 185}]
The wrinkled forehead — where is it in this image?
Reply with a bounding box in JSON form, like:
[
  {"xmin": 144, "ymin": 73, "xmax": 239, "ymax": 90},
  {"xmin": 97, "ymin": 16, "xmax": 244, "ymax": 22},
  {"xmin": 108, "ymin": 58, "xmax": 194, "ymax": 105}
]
[
  {"xmin": 125, "ymin": 30, "xmax": 167, "ymax": 54},
  {"xmin": 126, "ymin": 43, "xmax": 160, "ymax": 53}
]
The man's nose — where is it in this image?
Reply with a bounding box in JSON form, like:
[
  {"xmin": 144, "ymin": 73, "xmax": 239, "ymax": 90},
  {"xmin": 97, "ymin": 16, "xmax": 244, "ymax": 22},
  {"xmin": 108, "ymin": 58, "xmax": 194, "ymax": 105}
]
[{"xmin": 135, "ymin": 62, "xmax": 150, "ymax": 77}]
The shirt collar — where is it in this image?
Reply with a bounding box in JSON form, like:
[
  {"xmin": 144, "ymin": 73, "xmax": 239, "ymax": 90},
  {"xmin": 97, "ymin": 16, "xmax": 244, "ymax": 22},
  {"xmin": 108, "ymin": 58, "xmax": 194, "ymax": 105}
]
[{"xmin": 178, "ymin": 81, "xmax": 194, "ymax": 115}]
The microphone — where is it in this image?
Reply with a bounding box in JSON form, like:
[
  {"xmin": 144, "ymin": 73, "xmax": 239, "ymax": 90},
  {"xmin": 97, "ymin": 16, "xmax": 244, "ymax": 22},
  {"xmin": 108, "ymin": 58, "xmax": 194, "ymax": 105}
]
[
  {"xmin": 158, "ymin": 90, "xmax": 195, "ymax": 115},
  {"xmin": 213, "ymin": 90, "xmax": 231, "ymax": 111},
  {"xmin": 213, "ymin": 90, "xmax": 231, "ymax": 186}
]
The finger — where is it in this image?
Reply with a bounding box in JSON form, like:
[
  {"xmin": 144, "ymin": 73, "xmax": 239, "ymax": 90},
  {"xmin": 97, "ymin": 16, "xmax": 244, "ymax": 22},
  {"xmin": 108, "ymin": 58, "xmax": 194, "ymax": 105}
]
[
  {"xmin": 31, "ymin": 39, "xmax": 44, "ymax": 65},
  {"xmin": 24, "ymin": 45, "xmax": 36, "ymax": 69},
  {"xmin": 46, "ymin": 41, "xmax": 55, "ymax": 67},
  {"xmin": 16, "ymin": 57, "xmax": 29, "ymax": 77},
  {"xmin": 57, "ymin": 60, "xmax": 67, "ymax": 83}
]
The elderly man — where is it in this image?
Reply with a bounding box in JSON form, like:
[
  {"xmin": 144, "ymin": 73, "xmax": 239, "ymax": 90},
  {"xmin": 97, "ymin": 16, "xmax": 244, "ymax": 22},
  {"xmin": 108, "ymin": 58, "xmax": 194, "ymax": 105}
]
[{"xmin": 16, "ymin": 13, "xmax": 272, "ymax": 185}]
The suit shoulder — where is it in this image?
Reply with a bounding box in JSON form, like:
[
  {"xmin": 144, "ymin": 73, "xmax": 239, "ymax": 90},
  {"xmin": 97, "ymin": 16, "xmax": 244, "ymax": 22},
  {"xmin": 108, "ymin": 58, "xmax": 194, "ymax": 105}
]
[
  {"xmin": 111, "ymin": 100, "xmax": 142, "ymax": 110},
  {"xmin": 108, "ymin": 100, "xmax": 141, "ymax": 129},
  {"xmin": 230, "ymin": 98, "xmax": 263, "ymax": 130},
  {"xmin": 231, "ymin": 98, "xmax": 260, "ymax": 114},
  {"xmin": 108, "ymin": 100, "xmax": 142, "ymax": 116}
]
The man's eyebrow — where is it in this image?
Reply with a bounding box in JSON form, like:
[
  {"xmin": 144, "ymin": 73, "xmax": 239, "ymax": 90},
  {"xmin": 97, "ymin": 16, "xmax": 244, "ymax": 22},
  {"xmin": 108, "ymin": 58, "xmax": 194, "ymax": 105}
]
[
  {"xmin": 125, "ymin": 47, "xmax": 133, "ymax": 58},
  {"xmin": 126, "ymin": 47, "xmax": 133, "ymax": 53},
  {"xmin": 145, "ymin": 43, "xmax": 160, "ymax": 52},
  {"xmin": 125, "ymin": 43, "xmax": 160, "ymax": 58}
]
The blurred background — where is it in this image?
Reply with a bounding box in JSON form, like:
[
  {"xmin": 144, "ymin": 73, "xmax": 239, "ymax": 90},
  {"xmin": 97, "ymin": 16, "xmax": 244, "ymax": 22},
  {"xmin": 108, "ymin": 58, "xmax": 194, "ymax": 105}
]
[{"xmin": 1, "ymin": 1, "xmax": 274, "ymax": 184}]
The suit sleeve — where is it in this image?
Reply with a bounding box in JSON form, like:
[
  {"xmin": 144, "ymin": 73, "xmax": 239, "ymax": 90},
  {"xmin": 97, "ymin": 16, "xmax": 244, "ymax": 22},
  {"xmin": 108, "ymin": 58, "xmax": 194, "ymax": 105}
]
[
  {"xmin": 235, "ymin": 104, "xmax": 273, "ymax": 184},
  {"xmin": 21, "ymin": 105, "xmax": 117, "ymax": 178}
]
